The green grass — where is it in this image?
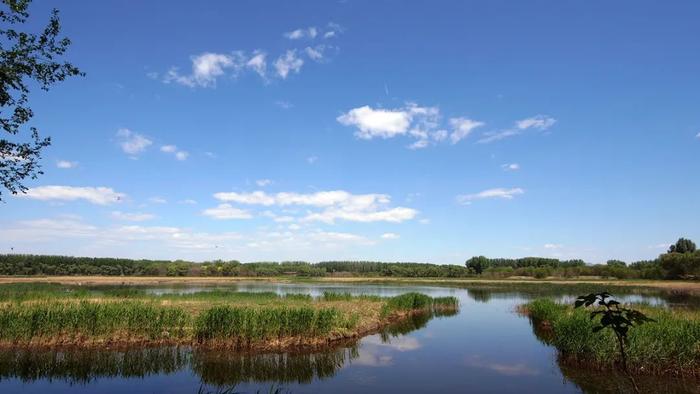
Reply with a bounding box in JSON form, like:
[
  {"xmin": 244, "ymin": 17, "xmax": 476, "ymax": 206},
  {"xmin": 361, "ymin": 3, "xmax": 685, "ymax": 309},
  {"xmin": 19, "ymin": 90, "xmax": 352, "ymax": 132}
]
[
  {"xmin": 523, "ymin": 299, "xmax": 700, "ymax": 376},
  {"xmin": 194, "ymin": 306, "xmax": 343, "ymax": 342},
  {"xmin": 0, "ymin": 301, "xmax": 190, "ymax": 341},
  {"xmin": 0, "ymin": 285, "xmax": 458, "ymax": 348}
]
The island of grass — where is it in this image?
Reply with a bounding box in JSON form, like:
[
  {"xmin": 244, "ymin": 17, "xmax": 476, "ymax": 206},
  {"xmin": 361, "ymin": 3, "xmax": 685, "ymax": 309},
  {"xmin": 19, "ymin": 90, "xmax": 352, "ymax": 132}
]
[
  {"xmin": 0, "ymin": 284, "xmax": 458, "ymax": 350},
  {"xmin": 520, "ymin": 299, "xmax": 700, "ymax": 377}
]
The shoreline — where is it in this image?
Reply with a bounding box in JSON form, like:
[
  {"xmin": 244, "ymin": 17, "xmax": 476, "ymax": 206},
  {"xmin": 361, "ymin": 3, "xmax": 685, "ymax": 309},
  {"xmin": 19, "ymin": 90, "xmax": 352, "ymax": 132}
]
[{"xmin": 1, "ymin": 275, "xmax": 698, "ymax": 293}]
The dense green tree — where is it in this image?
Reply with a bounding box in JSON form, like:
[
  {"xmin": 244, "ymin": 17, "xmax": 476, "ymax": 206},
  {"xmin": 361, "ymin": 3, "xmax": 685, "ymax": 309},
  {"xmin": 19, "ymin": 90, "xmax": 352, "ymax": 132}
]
[
  {"xmin": 0, "ymin": 0, "xmax": 82, "ymax": 200},
  {"xmin": 606, "ymin": 260, "xmax": 626, "ymax": 267},
  {"xmin": 668, "ymin": 238, "xmax": 696, "ymax": 254},
  {"xmin": 465, "ymin": 256, "xmax": 489, "ymax": 275}
]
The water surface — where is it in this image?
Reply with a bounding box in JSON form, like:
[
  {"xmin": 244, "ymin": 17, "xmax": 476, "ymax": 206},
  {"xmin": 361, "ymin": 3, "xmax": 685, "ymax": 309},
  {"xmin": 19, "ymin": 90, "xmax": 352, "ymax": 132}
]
[{"xmin": 1, "ymin": 282, "xmax": 697, "ymax": 393}]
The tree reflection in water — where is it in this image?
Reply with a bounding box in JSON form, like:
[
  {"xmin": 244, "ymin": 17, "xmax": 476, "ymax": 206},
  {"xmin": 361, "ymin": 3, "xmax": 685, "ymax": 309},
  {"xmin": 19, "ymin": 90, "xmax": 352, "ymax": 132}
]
[{"xmin": 0, "ymin": 310, "xmax": 453, "ymax": 387}]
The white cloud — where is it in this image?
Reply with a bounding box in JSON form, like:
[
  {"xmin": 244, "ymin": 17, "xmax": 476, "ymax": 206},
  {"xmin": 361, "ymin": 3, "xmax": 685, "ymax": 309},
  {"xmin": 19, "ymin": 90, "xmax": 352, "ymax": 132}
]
[
  {"xmin": 283, "ymin": 27, "xmax": 318, "ymax": 40},
  {"xmin": 179, "ymin": 199, "xmax": 197, "ymax": 205},
  {"xmin": 116, "ymin": 128, "xmax": 152, "ymax": 155},
  {"xmin": 56, "ymin": 160, "xmax": 78, "ymax": 169},
  {"xmin": 276, "ymin": 100, "xmax": 293, "ymax": 109},
  {"xmin": 305, "ymin": 45, "xmax": 328, "ymax": 61},
  {"xmin": 212, "ymin": 190, "xmax": 418, "ymax": 224},
  {"xmin": 323, "ymin": 23, "xmax": 344, "ymax": 39},
  {"xmin": 449, "ymin": 117, "xmax": 485, "ymax": 144},
  {"xmin": 479, "ymin": 115, "xmax": 556, "ymax": 143},
  {"xmin": 160, "ymin": 145, "xmax": 189, "ymax": 160},
  {"xmin": 163, "ymin": 52, "xmax": 245, "ymax": 88},
  {"xmin": 19, "ymin": 186, "xmax": 125, "ymax": 205},
  {"xmin": 111, "ymin": 211, "xmax": 155, "ymax": 222},
  {"xmin": 337, "ymin": 105, "xmax": 413, "ymax": 139},
  {"xmin": 202, "ymin": 204, "xmax": 253, "ymax": 220},
  {"xmin": 338, "ymin": 103, "xmax": 481, "ymax": 147},
  {"xmin": 246, "ymin": 50, "xmax": 267, "ymax": 78},
  {"xmin": 381, "ymin": 232, "xmax": 400, "ymax": 240},
  {"xmin": 501, "ymin": 163, "xmax": 520, "ymax": 171},
  {"xmin": 457, "ymin": 188, "xmax": 524, "ymax": 205},
  {"xmin": 0, "ymin": 218, "xmax": 243, "ymax": 252},
  {"xmin": 544, "ymin": 243, "xmax": 563, "ymax": 249},
  {"xmin": 255, "ymin": 179, "xmax": 273, "ymax": 187},
  {"xmin": 516, "ymin": 115, "xmax": 556, "ymax": 130},
  {"xmin": 274, "ymin": 50, "xmax": 304, "ymax": 79},
  {"xmin": 148, "ymin": 197, "xmax": 167, "ymax": 204},
  {"xmin": 303, "ymin": 207, "xmax": 416, "ymax": 224}
]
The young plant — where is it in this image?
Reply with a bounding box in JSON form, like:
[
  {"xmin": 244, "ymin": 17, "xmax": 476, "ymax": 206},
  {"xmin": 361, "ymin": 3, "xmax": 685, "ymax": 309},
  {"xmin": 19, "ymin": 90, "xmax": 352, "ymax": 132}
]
[{"xmin": 574, "ymin": 292, "xmax": 655, "ymax": 371}]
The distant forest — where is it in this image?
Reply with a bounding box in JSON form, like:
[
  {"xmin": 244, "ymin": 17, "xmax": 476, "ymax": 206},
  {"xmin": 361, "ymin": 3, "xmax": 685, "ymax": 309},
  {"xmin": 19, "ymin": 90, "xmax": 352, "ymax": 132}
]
[{"xmin": 0, "ymin": 238, "xmax": 697, "ymax": 280}]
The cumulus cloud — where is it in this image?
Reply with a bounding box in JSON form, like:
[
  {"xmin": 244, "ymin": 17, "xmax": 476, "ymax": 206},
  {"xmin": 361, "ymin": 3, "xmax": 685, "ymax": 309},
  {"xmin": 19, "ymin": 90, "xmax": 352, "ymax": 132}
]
[
  {"xmin": 479, "ymin": 115, "xmax": 556, "ymax": 143},
  {"xmin": 457, "ymin": 188, "xmax": 524, "ymax": 205},
  {"xmin": 202, "ymin": 204, "xmax": 253, "ymax": 220},
  {"xmin": 338, "ymin": 103, "xmax": 481, "ymax": 148},
  {"xmin": 116, "ymin": 128, "xmax": 152, "ymax": 155},
  {"xmin": 274, "ymin": 50, "xmax": 304, "ymax": 79},
  {"xmin": 163, "ymin": 52, "xmax": 245, "ymax": 88},
  {"xmin": 338, "ymin": 105, "xmax": 412, "ymax": 139},
  {"xmin": 18, "ymin": 186, "xmax": 125, "ymax": 205},
  {"xmin": 501, "ymin": 163, "xmax": 520, "ymax": 171},
  {"xmin": 211, "ymin": 190, "xmax": 418, "ymax": 224},
  {"xmin": 111, "ymin": 211, "xmax": 155, "ymax": 222},
  {"xmin": 56, "ymin": 160, "xmax": 78, "ymax": 169}
]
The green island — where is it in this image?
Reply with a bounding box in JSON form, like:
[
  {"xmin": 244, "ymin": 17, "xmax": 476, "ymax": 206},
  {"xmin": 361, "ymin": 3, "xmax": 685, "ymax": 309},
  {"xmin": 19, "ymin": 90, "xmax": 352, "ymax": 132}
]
[
  {"xmin": 520, "ymin": 298, "xmax": 700, "ymax": 376},
  {"xmin": 0, "ymin": 284, "xmax": 458, "ymax": 350}
]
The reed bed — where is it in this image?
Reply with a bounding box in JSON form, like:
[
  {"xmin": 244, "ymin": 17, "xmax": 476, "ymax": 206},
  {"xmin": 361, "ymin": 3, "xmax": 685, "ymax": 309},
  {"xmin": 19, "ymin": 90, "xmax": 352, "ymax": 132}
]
[
  {"xmin": 0, "ymin": 301, "xmax": 190, "ymax": 342},
  {"xmin": 0, "ymin": 285, "xmax": 458, "ymax": 349},
  {"xmin": 522, "ymin": 299, "xmax": 700, "ymax": 376}
]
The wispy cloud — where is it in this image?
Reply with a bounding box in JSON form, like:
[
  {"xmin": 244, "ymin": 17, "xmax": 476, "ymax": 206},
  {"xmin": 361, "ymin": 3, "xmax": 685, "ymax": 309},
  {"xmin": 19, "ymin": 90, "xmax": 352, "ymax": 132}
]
[
  {"xmin": 501, "ymin": 163, "xmax": 520, "ymax": 171},
  {"xmin": 18, "ymin": 186, "xmax": 125, "ymax": 205},
  {"xmin": 202, "ymin": 204, "xmax": 253, "ymax": 220},
  {"xmin": 116, "ymin": 128, "xmax": 152, "ymax": 155},
  {"xmin": 284, "ymin": 26, "xmax": 318, "ymax": 40},
  {"xmin": 111, "ymin": 211, "xmax": 155, "ymax": 222},
  {"xmin": 381, "ymin": 232, "xmax": 400, "ymax": 240},
  {"xmin": 160, "ymin": 145, "xmax": 189, "ymax": 161},
  {"xmin": 457, "ymin": 188, "xmax": 524, "ymax": 205},
  {"xmin": 274, "ymin": 50, "xmax": 304, "ymax": 79},
  {"xmin": 479, "ymin": 115, "xmax": 556, "ymax": 143},
  {"xmin": 56, "ymin": 160, "xmax": 78, "ymax": 169}
]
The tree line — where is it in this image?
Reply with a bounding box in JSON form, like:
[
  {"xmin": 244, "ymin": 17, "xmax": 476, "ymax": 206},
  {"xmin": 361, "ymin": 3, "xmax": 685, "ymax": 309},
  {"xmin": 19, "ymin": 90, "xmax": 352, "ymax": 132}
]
[
  {"xmin": 466, "ymin": 238, "xmax": 698, "ymax": 280},
  {"xmin": 0, "ymin": 238, "xmax": 696, "ymax": 279}
]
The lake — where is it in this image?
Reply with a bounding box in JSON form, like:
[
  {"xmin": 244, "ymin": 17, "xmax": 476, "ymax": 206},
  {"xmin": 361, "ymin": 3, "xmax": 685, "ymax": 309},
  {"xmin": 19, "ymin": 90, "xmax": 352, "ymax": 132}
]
[{"xmin": 0, "ymin": 281, "xmax": 698, "ymax": 393}]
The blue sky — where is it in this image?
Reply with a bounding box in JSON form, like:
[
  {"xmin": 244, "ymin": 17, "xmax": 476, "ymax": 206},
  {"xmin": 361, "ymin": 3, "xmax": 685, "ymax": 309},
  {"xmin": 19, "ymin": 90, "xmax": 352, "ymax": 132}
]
[{"xmin": 2, "ymin": 1, "xmax": 699, "ymax": 263}]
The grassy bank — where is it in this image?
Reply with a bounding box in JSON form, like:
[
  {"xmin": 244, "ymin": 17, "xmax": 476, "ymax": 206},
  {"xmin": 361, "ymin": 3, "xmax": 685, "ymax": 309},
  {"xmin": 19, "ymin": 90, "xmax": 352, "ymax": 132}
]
[
  {"xmin": 521, "ymin": 299, "xmax": 700, "ymax": 376},
  {"xmin": 2, "ymin": 276, "xmax": 699, "ymax": 295},
  {"xmin": 0, "ymin": 285, "xmax": 457, "ymax": 350}
]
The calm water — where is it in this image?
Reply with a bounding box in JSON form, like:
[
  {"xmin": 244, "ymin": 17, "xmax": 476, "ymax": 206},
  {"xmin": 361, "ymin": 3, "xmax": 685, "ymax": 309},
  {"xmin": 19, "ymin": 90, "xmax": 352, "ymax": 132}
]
[{"xmin": 1, "ymin": 282, "xmax": 698, "ymax": 393}]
